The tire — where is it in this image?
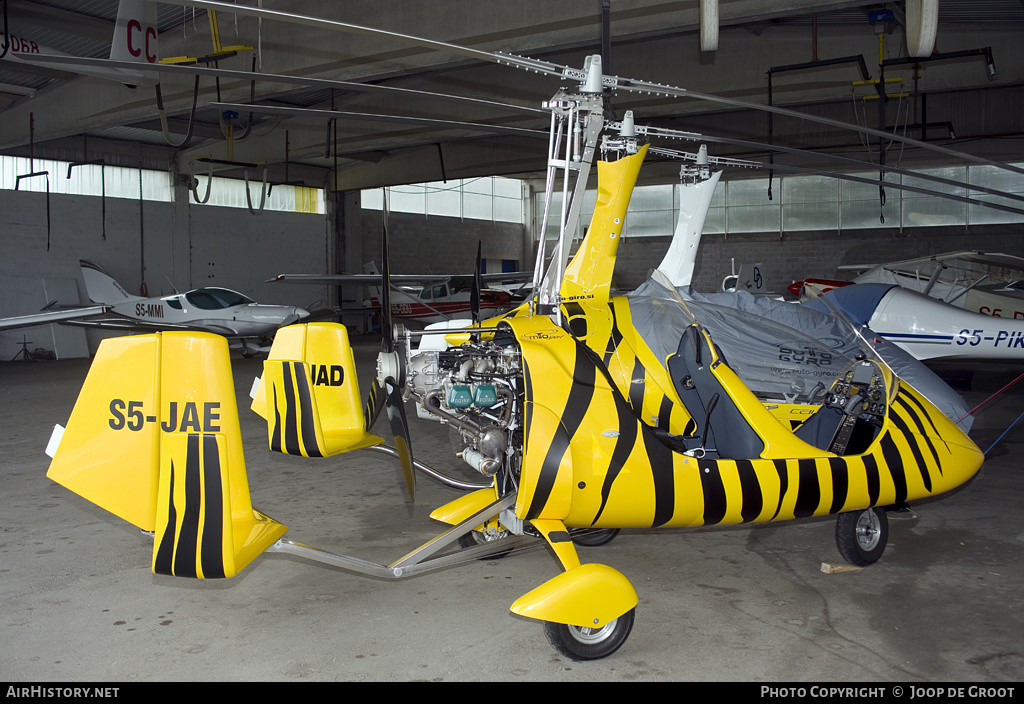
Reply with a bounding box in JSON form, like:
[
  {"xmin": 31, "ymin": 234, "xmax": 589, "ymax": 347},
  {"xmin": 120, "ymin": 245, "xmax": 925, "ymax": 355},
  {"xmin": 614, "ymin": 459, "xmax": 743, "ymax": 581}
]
[
  {"xmin": 457, "ymin": 528, "xmax": 512, "ymax": 560},
  {"xmin": 835, "ymin": 507, "xmax": 888, "ymax": 566},
  {"xmin": 569, "ymin": 528, "xmax": 620, "ymax": 547},
  {"xmin": 544, "ymin": 608, "xmax": 635, "ymax": 661}
]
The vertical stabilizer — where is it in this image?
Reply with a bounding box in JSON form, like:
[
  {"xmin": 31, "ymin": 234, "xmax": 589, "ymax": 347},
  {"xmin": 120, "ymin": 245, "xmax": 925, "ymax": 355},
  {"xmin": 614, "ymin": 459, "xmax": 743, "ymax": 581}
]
[
  {"xmin": 47, "ymin": 332, "xmax": 286, "ymax": 578},
  {"xmin": 657, "ymin": 169, "xmax": 722, "ymax": 287},
  {"xmin": 251, "ymin": 323, "xmax": 383, "ymax": 456},
  {"xmin": 79, "ymin": 260, "xmax": 142, "ymax": 304},
  {"xmin": 110, "ymin": 0, "xmax": 158, "ymax": 64}
]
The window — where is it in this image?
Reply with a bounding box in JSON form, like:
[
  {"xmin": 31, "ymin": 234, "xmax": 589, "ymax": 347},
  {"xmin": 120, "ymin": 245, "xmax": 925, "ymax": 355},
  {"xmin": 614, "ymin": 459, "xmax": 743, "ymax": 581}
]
[
  {"xmin": 534, "ymin": 161, "xmax": 1024, "ymax": 239},
  {"xmin": 361, "ymin": 177, "xmax": 524, "ymax": 223},
  {"xmin": 1, "ymin": 155, "xmax": 324, "ymax": 213}
]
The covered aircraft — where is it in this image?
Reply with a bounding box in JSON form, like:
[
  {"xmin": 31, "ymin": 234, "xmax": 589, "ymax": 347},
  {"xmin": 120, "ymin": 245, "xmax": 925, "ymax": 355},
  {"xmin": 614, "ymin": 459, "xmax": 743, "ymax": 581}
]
[
  {"xmin": 45, "ymin": 48, "xmax": 987, "ymax": 662},
  {"xmin": 70, "ymin": 260, "xmax": 311, "ymax": 355}
]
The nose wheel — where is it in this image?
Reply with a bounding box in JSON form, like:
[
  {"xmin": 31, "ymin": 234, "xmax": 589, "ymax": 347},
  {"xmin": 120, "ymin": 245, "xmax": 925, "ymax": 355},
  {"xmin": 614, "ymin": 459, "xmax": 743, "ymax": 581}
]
[
  {"xmin": 835, "ymin": 507, "xmax": 888, "ymax": 566},
  {"xmin": 543, "ymin": 609, "xmax": 635, "ymax": 661}
]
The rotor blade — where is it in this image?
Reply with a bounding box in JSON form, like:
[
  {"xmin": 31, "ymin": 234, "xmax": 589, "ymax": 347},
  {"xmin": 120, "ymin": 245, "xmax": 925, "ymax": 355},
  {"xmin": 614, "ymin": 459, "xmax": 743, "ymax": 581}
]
[
  {"xmin": 23, "ymin": 54, "xmax": 545, "ymax": 117},
  {"xmin": 385, "ymin": 376, "xmax": 415, "ymax": 502},
  {"xmin": 163, "ymin": 0, "xmax": 1024, "ymax": 179},
  {"xmin": 211, "ymin": 102, "xmax": 547, "ymax": 140}
]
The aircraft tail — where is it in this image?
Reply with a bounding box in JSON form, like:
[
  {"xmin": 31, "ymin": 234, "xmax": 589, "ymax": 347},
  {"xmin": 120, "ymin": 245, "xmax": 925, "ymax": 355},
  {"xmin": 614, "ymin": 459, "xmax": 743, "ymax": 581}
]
[
  {"xmin": 46, "ymin": 332, "xmax": 287, "ymax": 578},
  {"xmin": 110, "ymin": 0, "xmax": 158, "ymax": 64},
  {"xmin": 656, "ymin": 169, "xmax": 722, "ymax": 287},
  {"xmin": 80, "ymin": 260, "xmax": 143, "ymax": 304},
  {"xmin": 251, "ymin": 323, "xmax": 384, "ymax": 457}
]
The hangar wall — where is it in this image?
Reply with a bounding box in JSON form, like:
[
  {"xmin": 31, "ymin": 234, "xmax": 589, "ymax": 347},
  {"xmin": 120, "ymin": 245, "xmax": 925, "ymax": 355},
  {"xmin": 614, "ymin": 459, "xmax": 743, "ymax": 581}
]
[{"xmin": 0, "ymin": 185, "xmax": 328, "ymax": 360}]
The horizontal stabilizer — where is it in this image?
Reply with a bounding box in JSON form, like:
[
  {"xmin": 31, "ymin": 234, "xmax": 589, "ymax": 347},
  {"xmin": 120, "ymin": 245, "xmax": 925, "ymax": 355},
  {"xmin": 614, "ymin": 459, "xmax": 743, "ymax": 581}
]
[
  {"xmin": 252, "ymin": 323, "xmax": 383, "ymax": 456},
  {"xmin": 47, "ymin": 332, "xmax": 286, "ymax": 578}
]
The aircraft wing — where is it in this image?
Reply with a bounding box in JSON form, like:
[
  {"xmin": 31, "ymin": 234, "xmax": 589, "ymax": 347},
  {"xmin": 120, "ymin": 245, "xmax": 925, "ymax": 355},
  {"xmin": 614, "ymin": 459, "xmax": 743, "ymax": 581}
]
[
  {"xmin": 480, "ymin": 271, "xmax": 533, "ymax": 282},
  {"xmin": 269, "ymin": 271, "xmax": 534, "ymax": 285},
  {"xmin": 267, "ymin": 273, "xmax": 452, "ymax": 285},
  {"xmin": 841, "ymin": 251, "xmax": 1024, "ymax": 275},
  {"xmin": 0, "ymin": 305, "xmax": 108, "ymax": 331},
  {"xmin": 60, "ymin": 312, "xmax": 236, "ymax": 337}
]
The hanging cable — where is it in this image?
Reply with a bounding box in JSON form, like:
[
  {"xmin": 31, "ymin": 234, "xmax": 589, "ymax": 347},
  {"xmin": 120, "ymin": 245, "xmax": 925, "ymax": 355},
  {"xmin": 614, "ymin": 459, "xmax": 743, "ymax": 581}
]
[
  {"xmin": 244, "ymin": 167, "xmax": 268, "ymax": 214},
  {"xmin": 156, "ymin": 75, "xmax": 201, "ymax": 147},
  {"xmin": 189, "ymin": 160, "xmax": 214, "ymax": 203}
]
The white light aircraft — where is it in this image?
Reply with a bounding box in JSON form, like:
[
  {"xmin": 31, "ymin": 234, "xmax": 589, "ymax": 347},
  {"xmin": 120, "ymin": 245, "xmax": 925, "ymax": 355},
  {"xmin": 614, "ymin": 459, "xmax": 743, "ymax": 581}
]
[
  {"xmin": 71, "ymin": 260, "xmax": 310, "ymax": 356},
  {"xmin": 270, "ymin": 267, "xmax": 532, "ymax": 326}
]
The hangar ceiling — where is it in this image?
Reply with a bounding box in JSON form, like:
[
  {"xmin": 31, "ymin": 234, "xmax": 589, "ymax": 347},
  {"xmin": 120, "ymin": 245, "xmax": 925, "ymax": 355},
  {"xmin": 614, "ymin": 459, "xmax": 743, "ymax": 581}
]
[{"xmin": 1, "ymin": 0, "xmax": 1023, "ymax": 193}]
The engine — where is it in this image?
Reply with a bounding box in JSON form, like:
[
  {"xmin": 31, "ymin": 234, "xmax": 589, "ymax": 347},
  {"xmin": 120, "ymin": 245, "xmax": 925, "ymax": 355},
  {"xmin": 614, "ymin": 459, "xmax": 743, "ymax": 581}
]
[{"xmin": 405, "ymin": 336, "xmax": 524, "ymax": 493}]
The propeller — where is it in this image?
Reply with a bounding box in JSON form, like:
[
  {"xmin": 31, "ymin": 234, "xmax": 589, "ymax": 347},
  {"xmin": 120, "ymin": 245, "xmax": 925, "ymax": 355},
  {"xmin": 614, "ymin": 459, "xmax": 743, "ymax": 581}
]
[
  {"xmin": 471, "ymin": 241, "xmax": 482, "ymax": 332},
  {"xmin": 366, "ymin": 192, "xmax": 416, "ymax": 502}
]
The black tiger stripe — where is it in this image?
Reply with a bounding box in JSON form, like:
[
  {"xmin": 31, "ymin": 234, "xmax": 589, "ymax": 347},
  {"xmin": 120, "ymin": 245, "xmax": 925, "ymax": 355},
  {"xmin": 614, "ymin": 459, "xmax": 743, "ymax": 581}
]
[
  {"xmin": 794, "ymin": 458, "xmax": 820, "ymax": 518},
  {"xmin": 526, "ymin": 423, "xmax": 571, "ymax": 521},
  {"xmin": 281, "ymin": 362, "xmax": 300, "ymax": 455},
  {"xmin": 563, "ymin": 302, "xmax": 588, "ymax": 339},
  {"xmin": 894, "ymin": 394, "xmax": 944, "ymax": 474},
  {"xmin": 270, "ymin": 384, "xmax": 283, "ymax": 452},
  {"xmin": 153, "ymin": 460, "xmax": 177, "ymax": 575},
  {"xmin": 604, "ymin": 301, "xmax": 625, "ymax": 364},
  {"xmin": 700, "ymin": 461, "xmax": 727, "ymax": 525},
  {"xmin": 527, "ymin": 346, "xmax": 596, "ymax": 518},
  {"xmin": 593, "ymin": 391, "xmax": 638, "ymax": 525},
  {"xmin": 770, "ymin": 459, "xmax": 788, "ymax": 520},
  {"xmin": 657, "ymin": 396, "xmax": 673, "ymax": 431},
  {"xmin": 173, "ymin": 433, "xmax": 202, "ymax": 577},
  {"xmin": 828, "ymin": 457, "xmax": 849, "ymax": 514},
  {"xmin": 879, "ymin": 434, "xmax": 909, "ymax": 504},
  {"xmin": 736, "ymin": 459, "xmax": 763, "ymax": 523},
  {"xmin": 645, "ymin": 426, "xmax": 676, "ymax": 527},
  {"xmin": 291, "ymin": 362, "xmax": 324, "ymax": 458},
  {"xmin": 628, "ymin": 356, "xmax": 646, "ymax": 415},
  {"xmin": 898, "ymin": 388, "xmax": 947, "ymax": 444},
  {"xmin": 863, "ymin": 453, "xmax": 881, "ymax": 505},
  {"xmin": 199, "ymin": 434, "xmax": 226, "ymax": 579},
  {"xmin": 888, "ymin": 407, "xmax": 933, "ymax": 492}
]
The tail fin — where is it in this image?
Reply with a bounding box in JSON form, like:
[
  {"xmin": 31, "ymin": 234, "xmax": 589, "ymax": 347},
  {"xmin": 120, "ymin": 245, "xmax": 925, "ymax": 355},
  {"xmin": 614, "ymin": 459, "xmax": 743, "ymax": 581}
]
[
  {"xmin": 251, "ymin": 323, "xmax": 383, "ymax": 457},
  {"xmin": 110, "ymin": 0, "xmax": 158, "ymax": 64},
  {"xmin": 46, "ymin": 332, "xmax": 286, "ymax": 578},
  {"xmin": 656, "ymin": 169, "xmax": 722, "ymax": 287},
  {"xmin": 80, "ymin": 260, "xmax": 142, "ymax": 304}
]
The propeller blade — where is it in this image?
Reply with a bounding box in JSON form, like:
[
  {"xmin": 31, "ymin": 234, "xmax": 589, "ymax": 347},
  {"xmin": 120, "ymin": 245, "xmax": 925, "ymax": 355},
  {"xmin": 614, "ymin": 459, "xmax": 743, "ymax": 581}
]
[
  {"xmin": 364, "ymin": 381, "xmax": 385, "ymax": 431},
  {"xmin": 380, "ymin": 191, "xmax": 394, "ymax": 353},
  {"xmin": 385, "ymin": 376, "xmax": 415, "ymax": 502},
  {"xmin": 471, "ymin": 240, "xmax": 482, "ymax": 329}
]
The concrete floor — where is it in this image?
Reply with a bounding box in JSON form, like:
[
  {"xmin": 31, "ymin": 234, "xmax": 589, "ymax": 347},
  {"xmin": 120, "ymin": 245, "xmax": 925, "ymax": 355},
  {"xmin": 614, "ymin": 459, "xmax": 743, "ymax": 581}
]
[{"xmin": 1, "ymin": 337, "xmax": 1022, "ymax": 682}]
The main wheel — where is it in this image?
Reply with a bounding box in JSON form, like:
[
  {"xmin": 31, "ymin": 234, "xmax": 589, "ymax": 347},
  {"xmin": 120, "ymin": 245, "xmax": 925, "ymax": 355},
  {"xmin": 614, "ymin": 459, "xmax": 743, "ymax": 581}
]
[
  {"xmin": 835, "ymin": 507, "xmax": 888, "ymax": 566},
  {"xmin": 569, "ymin": 528, "xmax": 620, "ymax": 547},
  {"xmin": 543, "ymin": 608, "xmax": 635, "ymax": 661}
]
